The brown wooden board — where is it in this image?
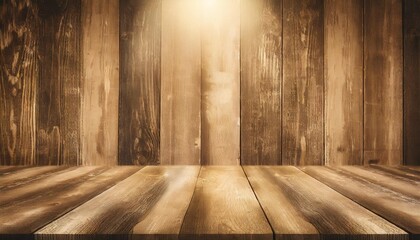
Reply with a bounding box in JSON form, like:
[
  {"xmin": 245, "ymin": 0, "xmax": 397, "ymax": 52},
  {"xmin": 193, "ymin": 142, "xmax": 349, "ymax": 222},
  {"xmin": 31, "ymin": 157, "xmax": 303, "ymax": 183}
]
[
  {"xmin": 301, "ymin": 166, "xmax": 420, "ymax": 236},
  {"xmin": 36, "ymin": 0, "xmax": 82, "ymax": 165},
  {"xmin": 0, "ymin": 166, "xmax": 140, "ymax": 234},
  {"xmin": 244, "ymin": 166, "xmax": 407, "ymax": 240},
  {"xmin": 282, "ymin": 0, "xmax": 324, "ymax": 165},
  {"xmin": 201, "ymin": 0, "xmax": 240, "ymax": 165},
  {"xmin": 364, "ymin": 0, "xmax": 403, "ymax": 165},
  {"xmin": 0, "ymin": 0, "xmax": 38, "ymax": 165},
  {"xmin": 81, "ymin": 0, "xmax": 119, "ymax": 165},
  {"xmin": 36, "ymin": 166, "xmax": 199, "ymax": 239},
  {"xmin": 161, "ymin": 0, "xmax": 201, "ymax": 165},
  {"xmin": 119, "ymin": 0, "xmax": 161, "ymax": 165},
  {"xmin": 180, "ymin": 166, "xmax": 272, "ymax": 239},
  {"xmin": 403, "ymin": 0, "xmax": 420, "ymax": 166},
  {"xmin": 240, "ymin": 0, "xmax": 282, "ymax": 165},
  {"xmin": 0, "ymin": 166, "xmax": 30, "ymax": 175},
  {"xmin": 367, "ymin": 165, "xmax": 420, "ymax": 182},
  {"xmin": 324, "ymin": 0, "xmax": 363, "ymax": 165}
]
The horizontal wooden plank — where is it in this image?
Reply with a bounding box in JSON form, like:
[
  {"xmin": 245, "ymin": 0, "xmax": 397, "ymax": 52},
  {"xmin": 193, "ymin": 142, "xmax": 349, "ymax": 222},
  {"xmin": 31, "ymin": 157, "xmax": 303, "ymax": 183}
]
[
  {"xmin": 301, "ymin": 166, "xmax": 420, "ymax": 236},
  {"xmin": 369, "ymin": 165, "xmax": 420, "ymax": 182},
  {"xmin": 244, "ymin": 166, "xmax": 406, "ymax": 239},
  {"xmin": 36, "ymin": 166, "xmax": 199, "ymax": 239},
  {"xmin": 180, "ymin": 166, "xmax": 272, "ymax": 239},
  {"xmin": 0, "ymin": 167, "xmax": 140, "ymax": 234},
  {"xmin": 0, "ymin": 166, "xmax": 30, "ymax": 175}
]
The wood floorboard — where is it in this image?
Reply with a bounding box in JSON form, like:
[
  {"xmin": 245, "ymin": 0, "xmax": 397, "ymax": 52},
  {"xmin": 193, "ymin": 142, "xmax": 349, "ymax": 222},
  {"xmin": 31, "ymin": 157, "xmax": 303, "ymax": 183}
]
[
  {"xmin": 36, "ymin": 166, "xmax": 200, "ymax": 240},
  {"xmin": 369, "ymin": 165, "xmax": 420, "ymax": 182},
  {"xmin": 0, "ymin": 167, "xmax": 140, "ymax": 234},
  {"xmin": 244, "ymin": 166, "xmax": 407, "ymax": 240},
  {"xmin": 301, "ymin": 166, "xmax": 420, "ymax": 238},
  {"xmin": 0, "ymin": 166, "xmax": 31, "ymax": 175}
]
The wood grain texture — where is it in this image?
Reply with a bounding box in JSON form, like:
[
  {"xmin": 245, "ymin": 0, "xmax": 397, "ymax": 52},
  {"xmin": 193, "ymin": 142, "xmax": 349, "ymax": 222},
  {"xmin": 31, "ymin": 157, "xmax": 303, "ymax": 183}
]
[
  {"xmin": 368, "ymin": 165, "xmax": 420, "ymax": 182},
  {"xmin": 282, "ymin": 0, "xmax": 324, "ymax": 165},
  {"xmin": 36, "ymin": 166, "xmax": 199, "ymax": 239},
  {"xmin": 301, "ymin": 166, "xmax": 420, "ymax": 236},
  {"xmin": 36, "ymin": 0, "xmax": 82, "ymax": 165},
  {"xmin": 244, "ymin": 166, "xmax": 407, "ymax": 239},
  {"xmin": 119, "ymin": 0, "xmax": 161, "ymax": 165},
  {"xmin": 0, "ymin": 0, "xmax": 37, "ymax": 165},
  {"xmin": 0, "ymin": 166, "xmax": 140, "ymax": 234},
  {"xmin": 81, "ymin": 0, "xmax": 119, "ymax": 165},
  {"xmin": 201, "ymin": 0, "xmax": 240, "ymax": 165},
  {"xmin": 161, "ymin": 0, "xmax": 201, "ymax": 165},
  {"xmin": 403, "ymin": 0, "xmax": 420, "ymax": 166},
  {"xmin": 324, "ymin": 0, "xmax": 363, "ymax": 165},
  {"xmin": 0, "ymin": 166, "xmax": 29, "ymax": 175},
  {"xmin": 364, "ymin": 0, "xmax": 403, "ymax": 165},
  {"xmin": 180, "ymin": 166, "xmax": 272, "ymax": 239},
  {"xmin": 240, "ymin": 0, "xmax": 282, "ymax": 165}
]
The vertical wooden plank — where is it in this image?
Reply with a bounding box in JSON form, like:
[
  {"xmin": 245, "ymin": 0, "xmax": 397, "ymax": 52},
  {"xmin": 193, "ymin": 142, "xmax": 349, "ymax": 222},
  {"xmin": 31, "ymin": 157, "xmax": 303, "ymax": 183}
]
[
  {"xmin": 0, "ymin": 0, "xmax": 37, "ymax": 165},
  {"xmin": 324, "ymin": 0, "xmax": 363, "ymax": 165},
  {"xmin": 403, "ymin": 0, "xmax": 420, "ymax": 166},
  {"xmin": 81, "ymin": 0, "xmax": 119, "ymax": 165},
  {"xmin": 241, "ymin": 0, "xmax": 282, "ymax": 165},
  {"xmin": 201, "ymin": 0, "xmax": 240, "ymax": 165},
  {"xmin": 119, "ymin": 0, "xmax": 161, "ymax": 165},
  {"xmin": 161, "ymin": 0, "xmax": 201, "ymax": 165},
  {"xmin": 282, "ymin": 0, "xmax": 324, "ymax": 165},
  {"xmin": 36, "ymin": 0, "xmax": 82, "ymax": 165},
  {"xmin": 364, "ymin": 0, "xmax": 402, "ymax": 165}
]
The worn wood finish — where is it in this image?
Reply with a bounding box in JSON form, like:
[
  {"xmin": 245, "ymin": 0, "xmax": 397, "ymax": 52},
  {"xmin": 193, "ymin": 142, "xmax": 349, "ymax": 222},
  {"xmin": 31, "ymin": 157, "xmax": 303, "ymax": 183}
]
[
  {"xmin": 119, "ymin": 0, "xmax": 161, "ymax": 165},
  {"xmin": 301, "ymin": 166, "xmax": 420, "ymax": 235},
  {"xmin": 81, "ymin": 0, "xmax": 119, "ymax": 165},
  {"xmin": 0, "ymin": 167, "xmax": 139, "ymax": 234},
  {"xmin": 36, "ymin": 0, "xmax": 82, "ymax": 165},
  {"xmin": 201, "ymin": 0, "xmax": 240, "ymax": 165},
  {"xmin": 240, "ymin": 0, "xmax": 282, "ymax": 165},
  {"xmin": 324, "ymin": 0, "xmax": 363, "ymax": 165},
  {"xmin": 404, "ymin": 0, "xmax": 420, "ymax": 166},
  {"xmin": 36, "ymin": 166, "xmax": 199, "ymax": 239},
  {"xmin": 282, "ymin": 0, "xmax": 324, "ymax": 165},
  {"xmin": 364, "ymin": 0, "xmax": 403, "ymax": 165},
  {"xmin": 180, "ymin": 166, "xmax": 272, "ymax": 239},
  {"xmin": 244, "ymin": 166, "xmax": 407, "ymax": 239},
  {"xmin": 0, "ymin": 0, "xmax": 37, "ymax": 165},
  {"xmin": 367, "ymin": 165, "xmax": 420, "ymax": 182},
  {"xmin": 0, "ymin": 166, "xmax": 29, "ymax": 175},
  {"xmin": 161, "ymin": 0, "xmax": 201, "ymax": 165}
]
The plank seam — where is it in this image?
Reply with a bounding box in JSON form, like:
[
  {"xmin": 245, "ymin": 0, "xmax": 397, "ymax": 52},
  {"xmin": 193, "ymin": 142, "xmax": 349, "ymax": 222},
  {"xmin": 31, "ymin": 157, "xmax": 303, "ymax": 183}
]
[{"xmin": 179, "ymin": 166, "xmax": 202, "ymax": 236}]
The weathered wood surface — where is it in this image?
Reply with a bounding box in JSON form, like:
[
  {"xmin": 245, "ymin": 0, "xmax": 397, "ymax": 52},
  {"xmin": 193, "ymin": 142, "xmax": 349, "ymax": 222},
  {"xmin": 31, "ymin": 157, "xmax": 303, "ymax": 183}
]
[
  {"xmin": 0, "ymin": 167, "xmax": 140, "ymax": 234},
  {"xmin": 36, "ymin": 0, "xmax": 82, "ymax": 165},
  {"xmin": 324, "ymin": 0, "xmax": 363, "ymax": 165},
  {"xmin": 282, "ymin": 0, "xmax": 324, "ymax": 165},
  {"xmin": 367, "ymin": 164, "xmax": 420, "ymax": 182},
  {"xmin": 81, "ymin": 0, "xmax": 119, "ymax": 165},
  {"xmin": 301, "ymin": 166, "xmax": 420, "ymax": 235},
  {"xmin": 403, "ymin": 0, "xmax": 420, "ymax": 166},
  {"xmin": 36, "ymin": 166, "xmax": 199, "ymax": 239},
  {"xmin": 119, "ymin": 0, "xmax": 161, "ymax": 165},
  {"xmin": 364, "ymin": 0, "xmax": 402, "ymax": 165},
  {"xmin": 0, "ymin": 166, "xmax": 29, "ymax": 175},
  {"xmin": 161, "ymin": 0, "xmax": 201, "ymax": 165},
  {"xmin": 240, "ymin": 0, "xmax": 282, "ymax": 165},
  {"xmin": 201, "ymin": 0, "xmax": 240, "ymax": 165},
  {"xmin": 180, "ymin": 166, "xmax": 272, "ymax": 239},
  {"xmin": 0, "ymin": 0, "xmax": 38, "ymax": 165},
  {"xmin": 244, "ymin": 166, "xmax": 407, "ymax": 239}
]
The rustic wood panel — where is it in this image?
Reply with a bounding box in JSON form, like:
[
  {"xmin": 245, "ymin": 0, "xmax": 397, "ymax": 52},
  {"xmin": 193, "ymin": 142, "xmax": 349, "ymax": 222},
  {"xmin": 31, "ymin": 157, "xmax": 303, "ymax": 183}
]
[
  {"xmin": 244, "ymin": 166, "xmax": 407, "ymax": 239},
  {"xmin": 0, "ymin": 166, "xmax": 140, "ymax": 234},
  {"xmin": 368, "ymin": 164, "xmax": 420, "ymax": 182},
  {"xmin": 403, "ymin": 0, "xmax": 420, "ymax": 166},
  {"xmin": 201, "ymin": 0, "xmax": 240, "ymax": 165},
  {"xmin": 0, "ymin": 0, "xmax": 38, "ymax": 165},
  {"xmin": 119, "ymin": 0, "xmax": 161, "ymax": 165},
  {"xmin": 36, "ymin": 0, "xmax": 82, "ymax": 165},
  {"xmin": 180, "ymin": 166, "xmax": 272, "ymax": 239},
  {"xmin": 81, "ymin": 0, "xmax": 119, "ymax": 165},
  {"xmin": 0, "ymin": 166, "xmax": 29, "ymax": 175},
  {"xmin": 282, "ymin": 0, "xmax": 324, "ymax": 165},
  {"xmin": 241, "ymin": 0, "xmax": 282, "ymax": 165},
  {"xmin": 324, "ymin": 0, "xmax": 363, "ymax": 165},
  {"xmin": 161, "ymin": 0, "xmax": 201, "ymax": 165},
  {"xmin": 36, "ymin": 166, "xmax": 199, "ymax": 239},
  {"xmin": 364, "ymin": 0, "xmax": 403, "ymax": 165},
  {"xmin": 301, "ymin": 166, "xmax": 420, "ymax": 235}
]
